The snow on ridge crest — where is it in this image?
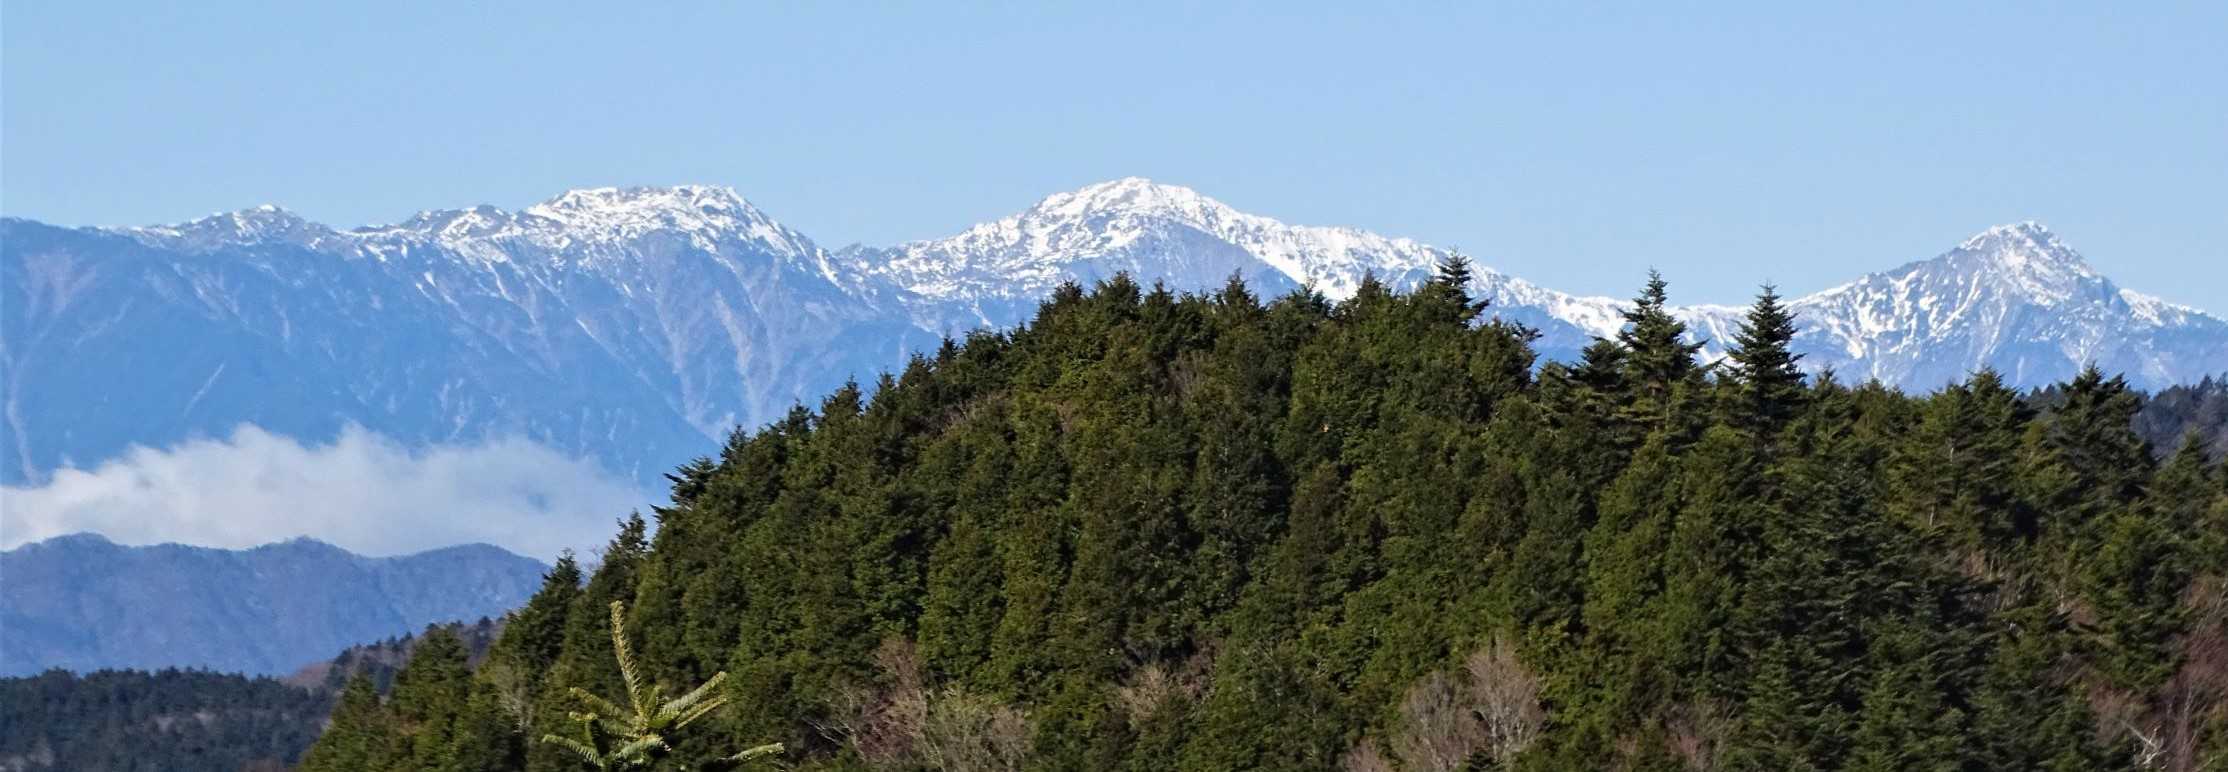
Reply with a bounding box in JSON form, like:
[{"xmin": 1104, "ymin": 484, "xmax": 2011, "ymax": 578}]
[
  {"xmin": 354, "ymin": 184, "xmax": 820, "ymax": 268},
  {"xmin": 1956, "ymin": 220, "xmax": 2090, "ymax": 273},
  {"xmin": 883, "ymin": 178, "xmax": 1453, "ymax": 301},
  {"xmin": 100, "ymin": 185, "xmax": 2217, "ymax": 356},
  {"xmin": 514, "ymin": 184, "xmax": 812, "ymax": 256},
  {"xmin": 121, "ymin": 204, "xmax": 339, "ymax": 252}
]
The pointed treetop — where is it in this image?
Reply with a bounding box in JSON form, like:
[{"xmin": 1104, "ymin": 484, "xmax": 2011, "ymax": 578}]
[
  {"xmin": 1729, "ymin": 283, "xmax": 1808, "ymax": 434},
  {"xmin": 1425, "ymin": 252, "xmax": 1488, "ymax": 321},
  {"xmin": 1434, "ymin": 252, "xmax": 1476, "ymax": 290},
  {"xmin": 1634, "ymin": 269, "xmax": 1671, "ymax": 310},
  {"xmin": 1616, "ymin": 271, "xmax": 1703, "ymax": 394}
]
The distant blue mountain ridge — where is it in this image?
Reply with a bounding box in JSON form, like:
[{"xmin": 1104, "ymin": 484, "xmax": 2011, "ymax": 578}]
[{"xmin": 0, "ymin": 533, "xmax": 547, "ymax": 676}]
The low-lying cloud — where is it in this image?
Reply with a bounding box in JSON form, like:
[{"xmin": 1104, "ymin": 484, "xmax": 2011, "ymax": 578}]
[{"xmin": 1, "ymin": 425, "xmax": 651, "ymax": 559}]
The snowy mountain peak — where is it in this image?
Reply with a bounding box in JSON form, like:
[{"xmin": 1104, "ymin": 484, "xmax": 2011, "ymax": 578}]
[
  {"xmin": 125, "ymin": 204, "xmax": 336, "ymax": 252},
  {"xmin": 1762, "ymin": 221, "xmax": 2228, "ymax": 389},
  {"xmin": 1962, "ymin": 219, "xmax": 2052, "ymax": 244},
  {"xmin": 1955, "ymin": 220, "xmax": 2091, "ymax": 274},
  {"xmin": 183, "ymin": 204, "xmax": 311, "ymax": 231},
  {"xmin": 839, "ymin": 178, "xmax": 1455, "ymax": 321},
  {"xmin": 1927, "ymin": 220, "xmax": 2104, "ymax": 306},
  {"xmin": 1032, "ymin": 177, "xmax": 1240, "ymax": 223}
]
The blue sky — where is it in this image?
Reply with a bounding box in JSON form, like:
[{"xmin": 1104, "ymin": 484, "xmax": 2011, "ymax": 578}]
[{"xmin": 5, "ymin": 2, "xmax": 2223, "ymax": 307}]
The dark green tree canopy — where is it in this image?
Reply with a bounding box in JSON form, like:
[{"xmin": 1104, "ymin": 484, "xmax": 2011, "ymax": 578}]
[{"xmin": 295, "ymin": 273, "xmax": 2224, "ymax": 772}]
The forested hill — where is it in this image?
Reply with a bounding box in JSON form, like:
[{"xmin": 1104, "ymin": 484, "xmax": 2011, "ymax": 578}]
[
  {"xmin": 306, "ymin": 265, "xmax": 2228, "ymax": 771},
  {"xmin": 0, "ymin": 619, "xmax": 500, "ymax": 772}
]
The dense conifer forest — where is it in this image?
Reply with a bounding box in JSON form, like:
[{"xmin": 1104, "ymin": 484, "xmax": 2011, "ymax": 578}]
[
  {"xmin": 245, "ymin": 266, "xmax": 2228, "ymax": 769},
  {"xmin": 0, "ymin": 669, "xmax": 330, "ymax": 771},
  {"xmin": 0, "ymin": 620, "xmax": 500, "ymax": 772}
]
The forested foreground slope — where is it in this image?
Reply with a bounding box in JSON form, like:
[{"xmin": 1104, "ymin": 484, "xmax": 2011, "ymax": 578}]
[{"xmin": 304, "ymin": 264, "xmax": 2228, "ymax": 771}]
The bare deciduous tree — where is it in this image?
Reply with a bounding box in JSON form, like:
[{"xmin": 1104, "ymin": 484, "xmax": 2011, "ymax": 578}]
[
  {"xmin": 825, "ymin": 638, "xmax": 1034, "ymax": 772},
  {"xmin": 1394, "ymin": 671, "xmax": 1485, "ymax": 771},
  {"xmin": 1466, "ymin": 637, "xmax": 1545, "ymax": 762},
  {"xmin": 478, "ymin": 660, "xmax": 536, "ymax": 733},
  {"xmin": 2155, "ymin": 576, "xmax": 2228, "ymax": 771},
  {"xmin": 1665, "ymin": 699, "xmax": 1731, "ymax": 771},
  {"xmin": 1388, "ymin": 638, "xmax": 1548, "ymax": 772},
  {"xmin": 1339, "ymin": 738, "xmax": 1395, "ymax": 772},
  {"xmin": 918, "ymin": 687, "xmax": 1032, "ymax": 772},
  {"xmin": 1112, "ymin": 652, "xmax": 1211, "ymax": 725}
]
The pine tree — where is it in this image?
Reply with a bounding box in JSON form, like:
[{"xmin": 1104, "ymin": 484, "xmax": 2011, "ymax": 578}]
[
  {"xmin": 1577, "ymin": 435, "xmax": 1681, "ymax": 728},
  {"xmin": 2084, "ymin": 505, "xmax": 2192, "ymax": 691},
  {"xmin": 386, "ymin": 626, "xmax": 471, "ymax": 769},
  {"xmin": 532, "ymin": 515, "xmax": 653, "ymax": 771},
  {"xmin": 1722, "ymin": 643, "xmax": 1823, "ymax": 772},
  {"xmin": 1721, "ymin": 380, "xmax": 1911, "ymax": 767},
  {"xmin": 2023, "ymin": 365, "xmax": 2149, "ymax": 551},
  {"xmin": 1616, "ymin": 271, "xmax": 1706, "ymax": 435},
  {"xmin": 1888, "ymin": 370, "xmax": 2030, "ymax": 551},
  {"xmin": 299, "ymin": 675, "xmax": 398, "ymax": 772},
  {"xmin": 1968, "ymin": 595, "xmax": 2128, "ymax": 770},
  {"xmin": 500, "ymin": 553, "xmax": 585, "ymax": 676},
  {"xmin": 1422, "ymin": 252, "xmax": 1488, "ymax": 323},
  {"xmin": 1177, "ymin": 279, "xmax": 1294, "ymax": 640},
  {"xmin": 1179, "ymin": 641, "xmax": 1350, "ymax": 772},
  {"xmin": 2153, "ymin": 434, "xmax": 2221, "ymax": 565},
  {"xmin": 915, "ymin": 399, "xmax": 1019, "ymax": 688},
  {"xmin": 446, "ymin": 559, "xmax": 584, "ymax": 772},
  {"xmin": 1845, "ymin": 626, "xmax": 1963, "ymax": 772},
  {"xmin": 1658, "ymin": 426, "xmax": 1762, "ymax": 701},
  {"xmin": 1725, "ymin": 284, "xmax": 1805, "ymax": 438}
]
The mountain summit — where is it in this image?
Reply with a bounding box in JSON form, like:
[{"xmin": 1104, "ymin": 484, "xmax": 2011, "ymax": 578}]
[
  {"xmin": 126, "ymin": 204, "xmax": 339, "ymax": 252},
  {"xmin": 1770, "ymin": 220, "xmax": 2219, "ymax": 387},
  {"xmin": 838, "ymin": 177, "xmax": 1444, "ymax": 329},
  {"xmin": 4, "ymin": 181, "xmax": 2222, "ymax": 487}
]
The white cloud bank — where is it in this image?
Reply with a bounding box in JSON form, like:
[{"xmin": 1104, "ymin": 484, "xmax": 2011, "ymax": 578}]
[{"xmin": 0, "ymin": 425, "xmax": 652, "ymax": 559}]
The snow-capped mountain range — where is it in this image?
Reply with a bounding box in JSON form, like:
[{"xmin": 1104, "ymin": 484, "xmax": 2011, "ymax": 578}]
[{"xmin": 5, "ymin": 178, "xmax": 2222, "ymax": 485}]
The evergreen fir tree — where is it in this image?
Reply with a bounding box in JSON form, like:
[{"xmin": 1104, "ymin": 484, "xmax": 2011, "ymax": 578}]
[
  {"xmin": 1615, "ymin": 271, "xmax": 1706, "ymax": 436},
  {"xmin": 1845, "ymin": 626, "xmax": 1963, "ymax": 772},
  {"xmin": 1725, "ymin": 284, "xmax": 1805, "ymax": 438},
  {"xmin": 2023, "ymin": 365, "xmax": 2149, "ymax": 551},
  {"xmin": 1577, "ymin": 435, "xmax": 1681, "ymax": 728},
  {"xmin": 387, "ymin": 626, "xmax": 471, "ymax": 769},
  {"xmin": 299, "ymin": 675, "xmax": 397, "ymax": 772},
  {"xmin": 1888, "ymin": 370, "xmax": 2031, "ymax": 551},
  {"xmin": 1423, "ymin": 252, "xmax": 1488, "ymax": 323},
  {"xmin": 2084, "ymin": 505, "xmax": 2192, "ymax": 691},
  {"xmin": 1968, "ymin": 595, "xmax": 2128, "ymax": 770},
  {"xmin": 2153, "ymin": 433, "xmax": 2222, "ymax": 564}
]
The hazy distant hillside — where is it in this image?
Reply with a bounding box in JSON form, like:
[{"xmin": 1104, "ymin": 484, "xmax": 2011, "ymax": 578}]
[{"xmin": 0, "ymin": 534, "xmax": 544, "ymax": 676}]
